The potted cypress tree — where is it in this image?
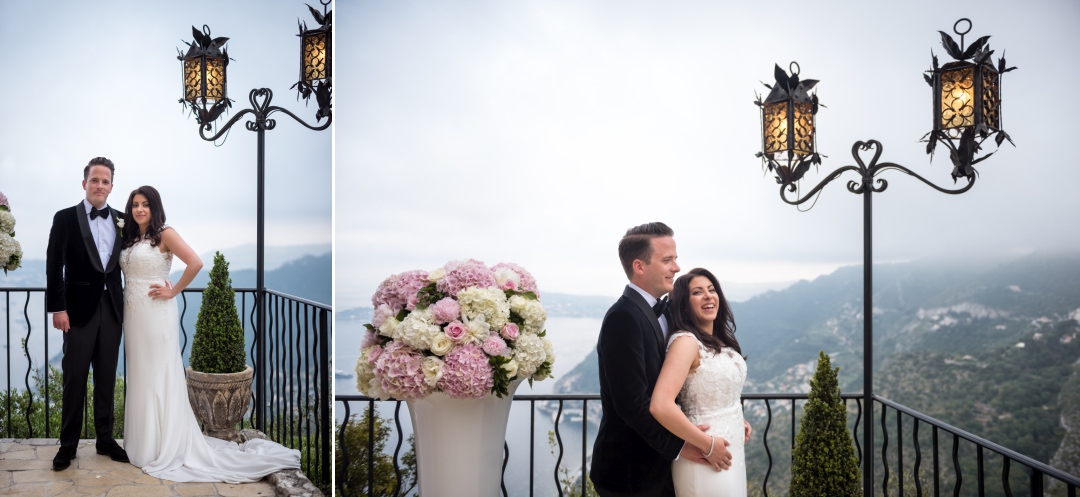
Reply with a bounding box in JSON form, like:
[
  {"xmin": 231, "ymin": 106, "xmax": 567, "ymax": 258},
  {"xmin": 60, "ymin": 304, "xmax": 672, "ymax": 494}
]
[
  {"xmin": 791, "ymin": 351, "xmax": 861, "ymax": 497},
  {"xmin": 185, "ymin": 251, "xmax": 252, "ymax": 442}
]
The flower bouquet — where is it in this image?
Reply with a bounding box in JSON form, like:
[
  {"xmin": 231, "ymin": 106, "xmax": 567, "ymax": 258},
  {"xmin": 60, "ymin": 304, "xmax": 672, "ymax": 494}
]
[
  {"xmin": 357, "ymin": 259, "xmax": 555, "ymax": 400},
  {"xmin": 0, "ymin": 192, "xmax": 22, "ymax": 275}
]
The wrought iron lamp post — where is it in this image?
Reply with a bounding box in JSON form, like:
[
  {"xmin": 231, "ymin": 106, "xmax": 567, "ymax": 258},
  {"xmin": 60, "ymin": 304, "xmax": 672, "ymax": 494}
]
[
  {"xmin": 177, "ymin": 0, "xmax": 333, "ymax": 433},
  {"xmin": 754, "ymin": 18, "xmax": 1015, "ymax": 496}
]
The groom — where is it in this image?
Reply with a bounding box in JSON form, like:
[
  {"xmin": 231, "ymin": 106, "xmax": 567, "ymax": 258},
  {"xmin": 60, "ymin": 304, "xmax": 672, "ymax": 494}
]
[
  {"xmin": 46, "ymin": 157, "xmax": 129, "ymax": 470},
  {"xmin": 591, "ymin": 222, "xmax": 730, "ymax": 497}
]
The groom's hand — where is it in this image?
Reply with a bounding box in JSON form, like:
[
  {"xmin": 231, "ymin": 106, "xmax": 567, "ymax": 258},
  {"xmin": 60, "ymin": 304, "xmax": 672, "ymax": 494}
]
[
  {"xmin": 678, "ymin": 424, "xmax": 713, "ymax": 465},
  {"xmin": 703, "ymin": 437, "xmax": 733, "ymax": 472},
  {"xmin": 52, "ymin": 311, "xmax": 70, "ymax": 332}
]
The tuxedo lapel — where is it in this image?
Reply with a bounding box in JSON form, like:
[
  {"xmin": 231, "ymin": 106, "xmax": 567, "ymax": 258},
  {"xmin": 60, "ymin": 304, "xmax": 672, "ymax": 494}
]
[
  {"xmin": 623, "ymin": 286, "xmax": 665, "ymax": 353},
  {"xmin": 74, "ymin": 202, "xmax": 106, "ymax": 274},
  {"xmin": 104, "ymin": 208, "xmax": 123, "ymax": 274}
]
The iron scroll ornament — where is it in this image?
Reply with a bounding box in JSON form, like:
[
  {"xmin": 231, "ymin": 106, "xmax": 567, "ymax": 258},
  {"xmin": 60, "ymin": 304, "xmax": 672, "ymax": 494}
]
[
  {"xmin": 778, "ymin": 140, "xmax": 975, "ymax": 206},
  {"xmin": 198, "ymin": 88, "xmax": 332, "ymax": 142}
]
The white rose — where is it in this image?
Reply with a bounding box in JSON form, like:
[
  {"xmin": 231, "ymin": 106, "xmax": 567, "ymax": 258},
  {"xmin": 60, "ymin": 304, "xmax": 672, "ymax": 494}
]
[
  {"xmin": 422, "ymin": 356, "xmax": 444, "ymax": 388},
  {"xmin": 429, "ymin": 332, "xmax": 454, "ymax": 356},
  {"xmin": 493, "ymin": 267, "xmax": 521, "ymax": 290},
  {"xmin": 378, "ymin": 316, "xmax": 400, "ymax": 338},
  {"xmin": 502, "ymin": 359, "xmax": 519, "ymax": 379},
  {"xmin": 508, "ymin": 294, "xmax": 527, "ymax": 313},
  {"xmin": 428, "ymin": 267, "xmax": 446, "ymax": 282}
]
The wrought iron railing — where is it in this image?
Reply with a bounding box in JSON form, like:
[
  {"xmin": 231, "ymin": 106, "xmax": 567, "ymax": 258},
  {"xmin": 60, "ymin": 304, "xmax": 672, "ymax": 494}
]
[
  {"xmin": 335, "ymin": 393, "xmax": 1080, "ymax": 497},
  {"xmin": 0, "ymin": 286, "xmax": 331, "ymax": 487}
]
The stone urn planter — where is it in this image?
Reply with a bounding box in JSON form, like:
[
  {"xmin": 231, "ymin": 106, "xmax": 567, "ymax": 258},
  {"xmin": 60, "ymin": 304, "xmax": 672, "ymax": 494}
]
[{"xmin": 185, "ymin": 365, "xmax": 254, "ymax": 442}]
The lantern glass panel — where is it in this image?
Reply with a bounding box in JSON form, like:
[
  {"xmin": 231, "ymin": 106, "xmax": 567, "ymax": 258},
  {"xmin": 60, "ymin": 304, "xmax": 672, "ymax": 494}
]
[
  {"xmin": 183, "ymin": 58, "xmax": 201, "ymax": 103},
  {"xmin": 981, "ymin": 65, "xmax": 1001, "ymax": 129},
  {"xmin": 792, "ymin": 101, "xmax": 814, "ymax": 156},
  {"xmin": 302, "ymin": 32, "xmax": 329, "ymax": 83},
  {"xmin": 940, "ymin": 65, "xmax": 975, "ymax": 130},
  {"xmin": 204, "ymin": 57, "xmax": 226, "ymax": 102},
  {"xmin": 763, "ymin": 100, "xmax": 788, "ymax": 156}
]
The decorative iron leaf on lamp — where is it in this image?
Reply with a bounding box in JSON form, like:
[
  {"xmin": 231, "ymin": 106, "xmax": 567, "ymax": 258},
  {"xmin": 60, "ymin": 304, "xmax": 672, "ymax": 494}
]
[
  {"xmin": 293, "ymin": 0, "xmax": 333, "ymax": 121},
  {"xmin": 923, "ymin": 18, "xmax": 1016, "ymax": 181},
  {"xmin": 178, "ymin": 25, "xmax": 233, "ymax": 129},
  {"xmin": 755, "ymin": 62, "xmax": 822, "ymax": 186}
]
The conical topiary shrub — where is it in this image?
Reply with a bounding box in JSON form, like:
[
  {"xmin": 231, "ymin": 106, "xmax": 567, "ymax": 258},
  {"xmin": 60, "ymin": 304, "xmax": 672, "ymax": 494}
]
[
  {"xmin": 791, "ymin": 351, "xmax": 860, "ymax": 497},
  {"xmin": 190, "ymin": 251, "xmax": 246, "ymax": 373}
]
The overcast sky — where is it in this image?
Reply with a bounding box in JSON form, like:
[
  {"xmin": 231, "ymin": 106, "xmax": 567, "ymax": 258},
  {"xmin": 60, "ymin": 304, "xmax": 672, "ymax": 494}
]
[
  {"xmin": 0, "ymin": 0, "xmax": 332, "ymax": 271},
  {"xmin": 337, "ymin": 0, "xmax": 1080, "ymax": 307}
]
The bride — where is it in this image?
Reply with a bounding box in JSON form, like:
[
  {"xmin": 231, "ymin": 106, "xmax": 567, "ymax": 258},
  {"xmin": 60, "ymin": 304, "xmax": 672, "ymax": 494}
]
[
  {"xmin": 650, "ymin": 268, "xmax": 750, "ymax": 496},
  {"xmin": 120, "ymin": 185, "xmax": 300, "ymax": 482}
]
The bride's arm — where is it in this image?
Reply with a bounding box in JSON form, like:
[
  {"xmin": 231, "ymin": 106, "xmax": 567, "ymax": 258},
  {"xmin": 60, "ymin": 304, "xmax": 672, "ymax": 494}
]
[
  {"xmin": 650, "ymin": 336, "xmax": 733, "ymax": 469},
  {"xmin": 152, "ymin": 227, "xmax": 203, "ymax": 299}
]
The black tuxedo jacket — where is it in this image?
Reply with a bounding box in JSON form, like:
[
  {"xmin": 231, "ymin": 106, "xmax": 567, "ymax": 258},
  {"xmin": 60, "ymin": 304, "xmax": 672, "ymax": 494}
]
[
  {"xmin": 590, "ymin": 286, "xmax": 684, "ymax": 494},
  {"xmin": 46, "ymin": 203, "xmax": 124, "ymax": 327}
]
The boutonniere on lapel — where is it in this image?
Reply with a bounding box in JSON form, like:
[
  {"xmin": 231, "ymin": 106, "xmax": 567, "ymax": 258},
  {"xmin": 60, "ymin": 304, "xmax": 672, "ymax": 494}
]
[{"xmin": 115, "ymin": 214, "xmax": 125, "ymax": 234}]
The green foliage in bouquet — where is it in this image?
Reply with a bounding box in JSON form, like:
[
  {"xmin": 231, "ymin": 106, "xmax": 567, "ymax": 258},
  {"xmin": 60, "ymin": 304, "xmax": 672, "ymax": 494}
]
[
  {"xmin": 190, "ymin": 251, "xmax": 246, "ymax": 373},
  {"xmin": 791, "ymin": 351, "xmax": 860, "ymax": 497}
]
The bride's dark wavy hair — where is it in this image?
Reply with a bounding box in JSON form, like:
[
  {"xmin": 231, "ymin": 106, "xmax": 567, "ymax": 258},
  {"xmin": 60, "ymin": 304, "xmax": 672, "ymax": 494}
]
[
  {"xmin": 669, "ymin": 267, "xmax": 741, "ymax": 356},
  {"xmin": 122, "ymin": 185, "xmax": 167, "ymax": 249}
]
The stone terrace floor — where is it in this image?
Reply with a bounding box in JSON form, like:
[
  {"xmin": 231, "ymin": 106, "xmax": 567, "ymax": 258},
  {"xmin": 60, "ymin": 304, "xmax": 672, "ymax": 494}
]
[{"xmin": 0, "ymin": 439, "xmax": 290, "ymax": 497}]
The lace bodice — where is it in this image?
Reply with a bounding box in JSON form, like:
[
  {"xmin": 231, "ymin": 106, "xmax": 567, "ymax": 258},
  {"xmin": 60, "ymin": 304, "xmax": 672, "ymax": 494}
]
[
  {"xmin": 120, "ymin": 236, "xmax": 173, "ymax": 285},
  {"xmin": 667, "ymin": 331, "xmax": 747, "ymax": 445}
]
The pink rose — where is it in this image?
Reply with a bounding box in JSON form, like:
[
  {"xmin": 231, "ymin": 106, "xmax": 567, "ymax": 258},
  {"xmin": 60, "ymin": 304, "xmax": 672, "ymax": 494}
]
[
  {"xmin": 444, "ymin": 321, "xmax": 468, "ymax": 342},
  {"xmin": 501, "ymin": 323, "xmax": 520, "ymax": 340},
  {"xmin": 482, "ymin": 333, "xmax": 509, "ymax": 357},
  {"xmin": 500, "ymin": 279, "xmax": 517, "ymax": 291}
]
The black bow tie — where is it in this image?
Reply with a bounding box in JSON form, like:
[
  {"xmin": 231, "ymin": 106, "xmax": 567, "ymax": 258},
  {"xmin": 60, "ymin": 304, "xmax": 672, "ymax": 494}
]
[
  {"xmin": 89, "ymin": 207, "xmax": 110, "ymax": 220},
  {"xmin": 652, "ymin": 297, "xmax": 669, "ymax": 318}
]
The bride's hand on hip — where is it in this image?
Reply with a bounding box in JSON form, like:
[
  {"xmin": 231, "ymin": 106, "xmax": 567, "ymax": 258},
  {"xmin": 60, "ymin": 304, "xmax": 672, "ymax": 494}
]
[{"xmin": 148, "ymin": 281, "xmax": 175, "ymax": 300}]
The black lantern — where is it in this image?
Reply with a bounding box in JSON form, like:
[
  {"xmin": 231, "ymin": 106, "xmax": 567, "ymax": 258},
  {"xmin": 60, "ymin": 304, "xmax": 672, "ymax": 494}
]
[
  {"xmin": 924, "ymin": 18, "xmax": 1016, "ymax": 180},
  {"xmin": 294, "ymin": 0, "xmax": 333, "ymax": 121},
  {"xmin": 755, "ymin": 62, "xmax": 821, "ymax": 185},
  {"xmin": 178, "ymin": 25, "xmax": 232, "ymax": 127}
]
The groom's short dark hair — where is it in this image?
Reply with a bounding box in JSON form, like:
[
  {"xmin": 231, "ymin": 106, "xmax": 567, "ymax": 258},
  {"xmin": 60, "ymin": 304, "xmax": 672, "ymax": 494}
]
[
  {"xmin": 83, "ymin": 157, "xmax": 115, "ymax": 181},
  {"xmin": 618, "ymin": 222, "xmax": 674, "ymax": 279}
]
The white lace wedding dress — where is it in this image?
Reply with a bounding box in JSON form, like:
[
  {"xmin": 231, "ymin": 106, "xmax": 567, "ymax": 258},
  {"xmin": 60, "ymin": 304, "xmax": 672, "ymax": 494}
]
[
  {"xmin": 121, "ymin": 235, "xmax": 301, "ymax": 483},
  {"xmin": 668, "ymin": 332, "xmax": 748, "ymax": 497}
]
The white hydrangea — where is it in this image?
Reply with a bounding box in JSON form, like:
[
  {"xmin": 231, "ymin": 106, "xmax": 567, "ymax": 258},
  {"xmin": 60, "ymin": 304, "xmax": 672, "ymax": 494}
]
[
  {"xmin": 458, "ymin": 286, "xmax": 510, "ymax": 330},
  {"xmin": 513, "ymin": 334, "xmax": 547, "ymax": 378},
  {"xmin": 520, "ymin": 299, "xmax": 547, "ymax": 334},
  {"xmin": 396, "ymin": 309, "xmax": 441, "ymax": 351},
  {"xmin": 355, "ymin": 346, "xmax": 390, "ymax": 399},
  {"xmin": 0, "ymin": 210, "xmax": 15, "ymax": 235},
  {"xmin": 0, "ymin": 233, "xmax": 19, "ymax": 267}
]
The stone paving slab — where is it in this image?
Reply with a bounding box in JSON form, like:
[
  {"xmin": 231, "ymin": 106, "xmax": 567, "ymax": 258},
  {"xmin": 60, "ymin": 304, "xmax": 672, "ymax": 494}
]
[{"xmin": 0, "ymin": 439, "xmax": 307, "ymax": 497}]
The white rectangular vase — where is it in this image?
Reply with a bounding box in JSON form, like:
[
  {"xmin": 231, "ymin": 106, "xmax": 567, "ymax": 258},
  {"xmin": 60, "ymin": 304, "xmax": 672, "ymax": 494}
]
[{"xmin": 406, "ymin": 380, "xmax": 522, "ymax": 497}]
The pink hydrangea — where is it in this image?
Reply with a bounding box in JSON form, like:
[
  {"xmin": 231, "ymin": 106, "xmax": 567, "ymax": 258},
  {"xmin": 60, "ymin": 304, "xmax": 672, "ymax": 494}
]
[
  {"xmin": 360, "ymin": 328, "xmax": 380, "ymax": 351},
  {"xmin": 429, "ymin": 297, "xmax": 461, "ymax": 324},
  {"xmin": 372, "ymin": 304, "xmax": 396, "ymax": 329},
  {"xmin": 491, "ymin": 262, "xmax": 540, "ymax": 297},
  {"xmin": 438, "ymin": 343, "xmax": 494, "ymax": 399},
  {"xmin": 436, "ymin": 259, "xmax": 497, "ymax": 297},
  {"xmin": 482, "ymin": 333, "xmax": 509, "ymax": 356},
  {"xmin": 501, "ymin": 323, "xmax": 520, "ymax": 340},
  {"xmin": 0, "ymin": 192, "xmax": 8, "ymax": 209},
  {"xmin": 444, "ymin": 320, "xmax": 468, "ymax": 342},
  {"xmin": 372, "ymin": 341, "xmax": 431, "ymax": 400},
  {"xmin": 371, "ymin": 270, "xmax": 430, "ymax": 312}
]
